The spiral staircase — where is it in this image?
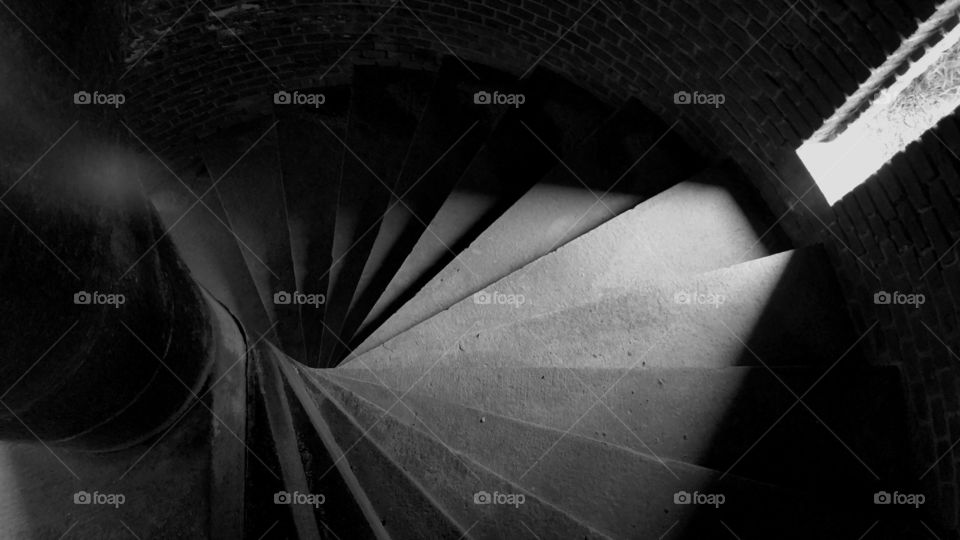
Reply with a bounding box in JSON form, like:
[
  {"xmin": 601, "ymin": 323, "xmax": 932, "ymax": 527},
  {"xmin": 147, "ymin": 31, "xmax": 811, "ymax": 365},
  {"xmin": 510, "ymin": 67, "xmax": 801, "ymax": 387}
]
[{"xmin": 145, "ymin": 58, "xmax": 922, "ymax": 538}]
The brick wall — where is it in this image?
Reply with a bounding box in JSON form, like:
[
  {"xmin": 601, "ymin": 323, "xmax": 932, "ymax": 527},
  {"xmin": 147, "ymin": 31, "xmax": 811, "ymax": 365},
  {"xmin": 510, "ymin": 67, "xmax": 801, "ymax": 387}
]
[
  {"xmin": 114, "ymin": 0, "xmax": 959, "ymax": 531},
  {"xmin": 120, "ymin": 0, "xmax": 940, "ymax": 236},
  {"xmin": 828, "ymin": 112, "xmax": 960, "ymax": 531}
]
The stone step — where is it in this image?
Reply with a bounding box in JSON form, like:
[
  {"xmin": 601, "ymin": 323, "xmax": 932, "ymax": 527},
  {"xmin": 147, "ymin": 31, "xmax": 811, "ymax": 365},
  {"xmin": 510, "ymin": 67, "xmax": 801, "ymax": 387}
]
[
  {"xmin": 253, "ymin": 344, "xmax": 324, "ymax": 539},
  {"xmin": 201, "ymin": 118, "xmax": 300, "ymax": 355},
  {"xmin": 259, "ymin": 343, "xmax": 383, "ymax": 539},
  {"xmin": 302, "ymin": 368, "xmax": 616, "ymax": 539},
  {"xmin": 335, "ymin": 59, "xmax": 518, "ymax": 363},
  {"xmin": 244, "ymin": 343, "xmax": 300, "ymax": 539},
  {"xmin": 351, "ymin": 68, "xmax": 613, "ymax": 357},
  {"xmin": 347, "ymin": 100, "xmax": 705, "ymax": 361},
  {"xmin": 278, "ymin": 353, "xmax": 433, "ymax": 539},
  {"xmin": 280, "ymin": 364, "xmax": 481, "ymax": 539},
  {"xmin": 345, "ymin": 171, "xmax": 794, "ymax": 369},
  {"xmin": 347, "ymin": 248, "xmax": 859, "ymax": 371},
  {"xmin": 329, "ymin": 363, "xmax": 911, "ymax": 494},
  {"xmin": 319, "ymin": 66, "xmax": 436, "ymax": 365},
  {"xmin": 149, "ymin": 166, "xmax": 274, "ymax": 343},
  {"xmin": 310, "ymin": 370, "xmax": 867, "ymax": 539},
  {"xmin": 274, "ymin": 85, "xmax": 352, "ymax": 367},
  {"xmin": 494, "ymin": 247, "xmax": 855, "ymax": 368}
]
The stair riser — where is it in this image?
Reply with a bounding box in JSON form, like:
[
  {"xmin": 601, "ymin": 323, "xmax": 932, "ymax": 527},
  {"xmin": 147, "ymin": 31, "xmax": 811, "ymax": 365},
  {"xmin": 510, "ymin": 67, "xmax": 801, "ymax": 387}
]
[
  {"xmin": 337, "ymin": 60, "xmax": 518, "ymax": 362},
  {"xmin": 275, "ymin": 85, "xmax": 352, "ymax": 365},
  {"xmin": 319, "ymin": 67, "xmax": 437, "ymax": 364}
]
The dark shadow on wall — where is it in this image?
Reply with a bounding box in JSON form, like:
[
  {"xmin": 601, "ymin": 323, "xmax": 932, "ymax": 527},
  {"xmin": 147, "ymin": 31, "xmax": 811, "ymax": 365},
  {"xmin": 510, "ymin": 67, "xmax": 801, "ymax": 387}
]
[{"xmin": 668, "ymin": 249, "xmax": 939, "ymax": 538}]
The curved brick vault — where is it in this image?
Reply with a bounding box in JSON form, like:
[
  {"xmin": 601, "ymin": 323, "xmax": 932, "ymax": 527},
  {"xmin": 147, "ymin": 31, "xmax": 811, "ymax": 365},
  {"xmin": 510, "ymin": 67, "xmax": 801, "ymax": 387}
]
[
  {"xmin": 1, "ymin": 0, "xmax": 960, "ymax": 536},
  {"xmin": 119, "ymin": 4, "xmax": 960, "ymax": 528}
]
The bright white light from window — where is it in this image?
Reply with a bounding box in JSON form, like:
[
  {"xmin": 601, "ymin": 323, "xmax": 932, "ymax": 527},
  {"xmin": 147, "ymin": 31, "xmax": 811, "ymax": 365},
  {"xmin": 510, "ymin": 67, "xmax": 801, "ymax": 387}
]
[{"xmin": 799, "ymin": 21, "xmax": 960, "ymax": 205}]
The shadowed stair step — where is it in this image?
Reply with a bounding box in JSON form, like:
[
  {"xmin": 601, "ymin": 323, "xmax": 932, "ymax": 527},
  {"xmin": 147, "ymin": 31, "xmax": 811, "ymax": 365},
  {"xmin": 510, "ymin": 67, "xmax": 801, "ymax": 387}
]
[
  {"xmin": 309, "ymin": 370, "xmax": 862, "ymax": 539},
  {"xmin": 301, "ymin": 369, "xmax": 614, "ymax": 539},
  {"xmin": 259, "ymin": 342, "xmax": 382, "ymax": 539},
  {"xmin": 320, "ymin": 66, "xmax": 436, "ymax": 365},
  {"xmin": 254, "ymin": 344, "xmax": 323, "ymax": 539},
  {"xmin": 201, "ymin": 118, "xmax": 300, "ymax": 355},
  {"xmin": 336, "ymin": 59, "xmax": 517, "ymax": 362},
  {"xmin": 347, "ymin": 101, "xmax": 705, "ymax": 361},
  {"xmin": 277, "ymin": 357, "xmax": 459, "ymax": 539},
  {"xmin": 149, "ymin": 167, "xmax": 274, "ymax": 342},
  {"xmin": 329, "ymin": 364, "xmax": 910, "ymax": 494},
  {"xmin": 274, "ymin": 85, "xmax": 351, "ymax": 366},
  {"xmin": 352, "ymin": 68, "xmax": 613, "ymax": 355},
  {"xmin": 244, "ymin": 344, "xmax": 300, "ymax": 538},
  {"xmin": 344, "ymin": 173, "xmax": 793, "ymax": 368}
]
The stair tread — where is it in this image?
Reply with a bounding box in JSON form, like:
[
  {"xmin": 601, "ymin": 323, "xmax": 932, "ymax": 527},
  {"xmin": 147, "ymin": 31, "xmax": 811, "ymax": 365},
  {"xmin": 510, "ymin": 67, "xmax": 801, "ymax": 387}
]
[
  {"xmin": 278, "ymin": 354, "xmax": 441, "ymax": 539},
  {"xmin": 346, "ymin": 173, "xmax": 806, "ymax": 373},
  {"xmin": 330, "ymin": 363, "xmax": 911, "ymax": 491},
  {"xmin": 254, "ymin": 344, "xmax": 324, "ymax": 539},
  {"xmin": 304, "ymin": 368, "xmax": 613, "ymax": 539},
  {"xmin": 310, "ymin": 369, "xmax": 865, "ymax": 539},
  {"xmin": 378, "ymin": 98, "xmax": 706, "ymax": 336},
  {"xmin": 200, "ymin": 118, "xmax": 300, "ymax": 354},
  {"xmin": 319, "ymin": 66, "xmax": 437, "ymax": 365},
  {"xmin": 336, "ymin": 59, "xmax": 517, "ymax": 362},
  {"xmin": 260, "ymin": 342, "xmax": 384, "ymax": 539},
  {"xmin": 274, "ymin": 85, "xmax": 351, "ymax": 366},
  {"xmin": 352, "ymin": 68, "xmax": 613, "ymax": 357}
]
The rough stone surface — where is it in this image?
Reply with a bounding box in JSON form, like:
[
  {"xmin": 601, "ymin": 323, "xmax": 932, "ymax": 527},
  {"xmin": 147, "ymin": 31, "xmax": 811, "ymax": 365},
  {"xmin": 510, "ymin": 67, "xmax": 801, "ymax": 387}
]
[
  {"xmin": 353, "ymin": 68, "xmax": 612, "ymax": 351},
  {"xmin": 349, "ymin": 175, "xmax": 794, "ymax": 367},
  {"xmin": 305, "ymin": 368, "xmax": 609, "ymax": 539},
  {"xmin": 313, "ymin": 369, "xmax": 906, "ymax": 539},
  {"xmin": 329, "ymin": 365, "xmax": 909, "ymax": 495}
]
